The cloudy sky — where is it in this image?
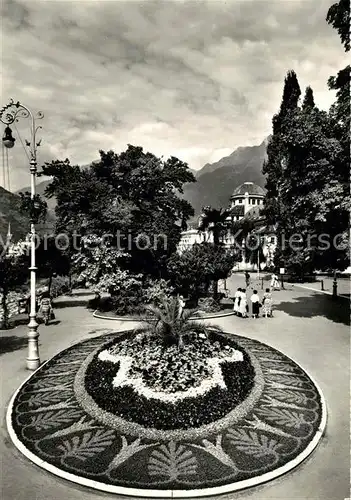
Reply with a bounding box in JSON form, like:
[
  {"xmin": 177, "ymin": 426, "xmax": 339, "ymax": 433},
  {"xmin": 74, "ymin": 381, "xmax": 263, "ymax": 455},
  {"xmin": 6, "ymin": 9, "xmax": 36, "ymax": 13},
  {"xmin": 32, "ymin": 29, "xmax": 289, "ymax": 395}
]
[{"xmin": 1, "ymin": 0, "xmax": 347, "ymax": 191}]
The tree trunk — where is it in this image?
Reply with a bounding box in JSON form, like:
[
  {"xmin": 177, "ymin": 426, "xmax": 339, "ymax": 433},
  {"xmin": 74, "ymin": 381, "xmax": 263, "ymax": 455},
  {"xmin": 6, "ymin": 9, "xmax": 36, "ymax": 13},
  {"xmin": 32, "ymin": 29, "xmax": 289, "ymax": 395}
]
[
  {"xmin": 212, "ymin": 280, "xmax": 219, "ymax": 301},
  {"xmin": 1, "ymin": 288, "xmax": 9, "ymax": 329},
  {"xmin": 48, "ymin": 271, "xmax": 53, "ymax": 297},
  {"xmin": 68, "ymin": 271, "xmax": 72, "ymax": 294}
]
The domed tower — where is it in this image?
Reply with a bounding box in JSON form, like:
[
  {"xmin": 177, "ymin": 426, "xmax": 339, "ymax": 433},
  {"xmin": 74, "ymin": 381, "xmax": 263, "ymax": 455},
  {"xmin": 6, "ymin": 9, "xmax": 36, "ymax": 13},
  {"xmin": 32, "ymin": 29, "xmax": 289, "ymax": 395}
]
[{"xmin": 230, "ymin": 182, "xmax": 266, "ymax": 219}]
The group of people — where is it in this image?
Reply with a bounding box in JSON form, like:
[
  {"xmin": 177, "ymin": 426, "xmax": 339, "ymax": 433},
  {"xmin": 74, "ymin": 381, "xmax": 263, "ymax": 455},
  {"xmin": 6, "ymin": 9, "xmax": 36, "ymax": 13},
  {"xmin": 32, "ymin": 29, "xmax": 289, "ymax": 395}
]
[{"xmin": 233, "ymin": 287, "xmax": 273, "ymax": 318}]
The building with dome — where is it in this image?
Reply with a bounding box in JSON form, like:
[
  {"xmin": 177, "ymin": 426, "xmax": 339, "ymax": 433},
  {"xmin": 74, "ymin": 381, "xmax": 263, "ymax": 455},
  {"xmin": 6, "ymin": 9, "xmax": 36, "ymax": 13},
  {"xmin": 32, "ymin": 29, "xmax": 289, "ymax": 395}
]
[
  {"xmin": 228, "ymin": 182, "xmax": 266, "ymax": 222},
  {"xmin": 178, "ymin": 181, "xmax": 277, "ymax": 270}
]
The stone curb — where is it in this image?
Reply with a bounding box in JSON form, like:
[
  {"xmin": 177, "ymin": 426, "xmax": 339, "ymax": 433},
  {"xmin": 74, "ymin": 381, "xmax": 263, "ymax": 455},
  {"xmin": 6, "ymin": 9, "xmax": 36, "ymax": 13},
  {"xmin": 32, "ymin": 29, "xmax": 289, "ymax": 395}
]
[
  {"xmin": 6, "ymin": 332, "xmax": 327, "ymax": 498},
  {"xmin": 294, "ymin": 284, "xmax": 350, "ymax": 300},
  {"xmin": 92, "ymin": 309, "xmax": 236, "ymax": 321}
]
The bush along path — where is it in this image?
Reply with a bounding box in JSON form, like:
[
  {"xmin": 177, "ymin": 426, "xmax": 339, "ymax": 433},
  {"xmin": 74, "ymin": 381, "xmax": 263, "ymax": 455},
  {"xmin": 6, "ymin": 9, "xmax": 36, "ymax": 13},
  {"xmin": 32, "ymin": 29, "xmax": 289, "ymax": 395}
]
[{"xmin": 8, "ymin": 326, "xmax": 326, "ymax": 497}]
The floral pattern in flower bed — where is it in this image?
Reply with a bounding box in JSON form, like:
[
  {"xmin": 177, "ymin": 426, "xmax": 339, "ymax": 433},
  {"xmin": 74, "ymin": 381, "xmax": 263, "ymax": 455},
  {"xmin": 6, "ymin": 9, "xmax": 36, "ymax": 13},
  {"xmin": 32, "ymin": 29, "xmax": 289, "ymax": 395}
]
[{"xmin": 9, "ymin": 331, "xmax": 325, "ymax": 497}]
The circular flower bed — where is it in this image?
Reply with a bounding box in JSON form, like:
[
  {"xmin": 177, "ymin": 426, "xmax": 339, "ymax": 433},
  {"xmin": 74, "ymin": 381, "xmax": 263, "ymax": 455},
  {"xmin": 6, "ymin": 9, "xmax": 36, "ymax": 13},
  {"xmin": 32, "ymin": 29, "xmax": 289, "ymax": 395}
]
[
  {"xmin": 8, "ymin": 331, "xmax": 326, "ymax": 497},
  {"xmin": 83, "ymin": 331, "xmax": 256, "ymax": 430}
]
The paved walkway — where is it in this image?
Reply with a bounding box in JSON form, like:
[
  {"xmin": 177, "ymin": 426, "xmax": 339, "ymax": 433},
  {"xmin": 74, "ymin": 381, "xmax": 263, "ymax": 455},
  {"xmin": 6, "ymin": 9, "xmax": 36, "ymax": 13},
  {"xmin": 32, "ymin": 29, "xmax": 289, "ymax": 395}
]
[{"xmin": 0, "ymin": 284, "xmax": 349, "ymax": 500}]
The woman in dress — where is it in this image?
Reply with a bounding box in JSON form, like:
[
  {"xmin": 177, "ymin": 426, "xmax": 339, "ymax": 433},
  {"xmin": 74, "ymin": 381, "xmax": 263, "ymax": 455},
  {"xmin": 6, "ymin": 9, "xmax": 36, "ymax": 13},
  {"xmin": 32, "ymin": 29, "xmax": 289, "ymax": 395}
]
[
  {"xmin": 239, "ymin": 288, "xmax": 248, "ymax": 318},
  {"xmin": 38, "ymin": 291, "xmax": 54, "ymax": 325},
  {"xmin": 233, "ymin": 287, "xmax": 241, "ymax": 315},
  {"xmin": 262, "ymin": 288, "xmax": 273, "ymax": 318},
  {"xmin": 250, "ymin": 290, "xmax": 260, "ymax": 318}
]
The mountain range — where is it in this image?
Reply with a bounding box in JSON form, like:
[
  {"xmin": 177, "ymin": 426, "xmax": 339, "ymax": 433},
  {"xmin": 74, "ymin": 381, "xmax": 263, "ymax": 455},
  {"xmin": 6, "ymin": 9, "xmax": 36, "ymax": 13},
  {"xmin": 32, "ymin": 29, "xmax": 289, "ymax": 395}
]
[
  {"xmin": 184, "ymin": 137, "xmax": 268, "ymax": 216},
  {"xmin": 0, "ymin": 186, "xmax": 55, "ymax": 243},
  {"xmin": 1, "ymin": 137, "xmax": 268, "ymax": 240}
]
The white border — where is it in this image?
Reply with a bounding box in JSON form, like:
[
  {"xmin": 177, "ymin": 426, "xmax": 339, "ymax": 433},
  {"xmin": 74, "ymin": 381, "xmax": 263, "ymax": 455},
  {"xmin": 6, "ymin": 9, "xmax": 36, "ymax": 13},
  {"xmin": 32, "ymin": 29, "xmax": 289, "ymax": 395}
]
[
  {"xmin": 93, "ymin": 309, "xmax": 236, "ymax": 321},
  {"xmin": 6, "ymin": 335, "xmax": 327, "ymax": 499}
]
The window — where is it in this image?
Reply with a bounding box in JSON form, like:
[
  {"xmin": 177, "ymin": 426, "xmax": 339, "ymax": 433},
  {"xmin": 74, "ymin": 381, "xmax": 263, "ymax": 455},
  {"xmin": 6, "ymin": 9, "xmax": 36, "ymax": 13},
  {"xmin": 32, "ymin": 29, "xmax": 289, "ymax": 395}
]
[
  {"xmin": 252, "ymin": 199, "xmax": 256, "ymax": 205},
  {"xmin": 238, "ymin": 199, "xmax": 242, "ymax": 204}
]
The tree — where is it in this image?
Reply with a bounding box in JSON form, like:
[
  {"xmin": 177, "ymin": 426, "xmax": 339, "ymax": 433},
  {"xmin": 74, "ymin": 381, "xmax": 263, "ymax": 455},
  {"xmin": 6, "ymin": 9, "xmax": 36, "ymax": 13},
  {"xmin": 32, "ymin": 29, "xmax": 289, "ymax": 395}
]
[
  {"xmin": 197, "ymin": 206, "xmax": 231, "ymax": 299},
  {"xmin": 36, "ymin": 236, "xmax": 71, "ymax": 295},
  {"xmin": 198, "ymin": 206, "xmax": 231, "ymax": 246},
  {"xmin": 262, "ymin": 71, "xmax": 302, "ymax": 273},
  {"xmin": 42, "ymin": 147, "xmax": 196, "ymax": 286},
  {"xmin": 167, "ymin": 243, "xmax": 237, "ymax": 306},
  {"xmin": 302, "ymin": 86, "xmax": 315, "ymax": 110},
  {"xmin": 326, "ymin": 0, "xmax": 350, "ymax": 51},
  {"xmin": 264, "ymin": 77, "xmax": 349, "ymax": 277},
  {"xmin": 263, "ymin": 70, "xmax": 301, "ymax": 228},
  {"xmin": 18, "ymin": 192, "xmax": 47, "ymax": 224},
  {"xmin": 325, "ymin": 0, "xmax": 350, "ymax": 272},
  {"xmin": 245, "ymin": 232, "xmax": 266, "ymax": 269}
]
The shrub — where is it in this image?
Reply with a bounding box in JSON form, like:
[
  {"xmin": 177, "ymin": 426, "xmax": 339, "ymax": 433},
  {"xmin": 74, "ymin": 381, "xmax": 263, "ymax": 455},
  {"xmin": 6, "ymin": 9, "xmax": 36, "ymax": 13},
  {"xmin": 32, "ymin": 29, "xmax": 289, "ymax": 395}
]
[
  {"xmin": 50, "ymin": 275, "xmax": 70, "ymax": 298},
  {"xmin": 110, "ymin": 287, "xmax": 145, "ymax": 316},
  {"xmin": 142, "ymin": 279, "xmax": 174, "ymax": 306},
  {"xmin": 197, "ymin": 297, "xmax": 222, "ymax": 313}
]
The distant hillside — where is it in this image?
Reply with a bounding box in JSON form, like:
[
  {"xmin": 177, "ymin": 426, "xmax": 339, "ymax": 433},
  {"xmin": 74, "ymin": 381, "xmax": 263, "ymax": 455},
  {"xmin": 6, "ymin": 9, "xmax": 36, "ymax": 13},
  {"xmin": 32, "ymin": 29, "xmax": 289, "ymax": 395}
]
[
  {"xmin": 183, "ymin": 138, "xmax": 268, "ymax": 216},
  {"xmin": 0, "ymin": 186, "xmax": 55, "ymax": 242},
  {"xmin": 16, "ymin": 179, "xmax": 56, "ymax": 213},
  {"xmin": 0, "ymin": 187, "xmax": 29, "ymax": 242}
]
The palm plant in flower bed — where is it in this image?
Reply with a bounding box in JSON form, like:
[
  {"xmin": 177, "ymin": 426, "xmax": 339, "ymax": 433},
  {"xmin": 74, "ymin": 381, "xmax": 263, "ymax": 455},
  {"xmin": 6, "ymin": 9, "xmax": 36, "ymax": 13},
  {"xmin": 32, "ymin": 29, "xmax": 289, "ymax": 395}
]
[{"xmin": 144, "ymin": 296, "xmax": 210, "ymax": 349}]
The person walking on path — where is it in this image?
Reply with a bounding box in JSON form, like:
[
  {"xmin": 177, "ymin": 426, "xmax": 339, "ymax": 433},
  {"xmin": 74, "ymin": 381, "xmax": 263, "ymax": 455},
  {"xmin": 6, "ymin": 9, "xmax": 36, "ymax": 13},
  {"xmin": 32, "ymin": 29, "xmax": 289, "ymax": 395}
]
[
  {"xmin": 239, "ymin": 288, "xmax": 248, "ymax": 318},
  {"xmin": 233, "ymin": 288, "xmax": 241, "ymax": 315},
  {"xmin": 270, "ymin": 273, "xmax": 280, "ymax": 290},
  {"xmin": 38, "ymin": 291, "xmax": 54, "ymax": 325},
  {"xmin": 250, "ymin": 290, "xmax": 261, "ymax": 318},
  {"xmin": 262, "ymin": 288, "xmax": 273, "ymax": 318},
  {"xmin": 245, "ymin": 271, "xmax": 251, "ymax": 289}
]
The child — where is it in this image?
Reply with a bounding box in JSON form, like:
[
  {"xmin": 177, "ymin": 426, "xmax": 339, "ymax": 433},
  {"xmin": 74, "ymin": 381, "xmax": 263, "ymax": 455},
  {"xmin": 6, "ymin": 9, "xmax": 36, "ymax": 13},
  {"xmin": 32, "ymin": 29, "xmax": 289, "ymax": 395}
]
[
  {"xmin": 233, "ymin": 288, "xmax": 241, "ymax": 315},
  {"xmin": 250, "ymin": 290, "xmax": 260, "ymax": 318},
  {"xmin": 262, "ymin": 288, "xmax": 273, "ymax": 318}
]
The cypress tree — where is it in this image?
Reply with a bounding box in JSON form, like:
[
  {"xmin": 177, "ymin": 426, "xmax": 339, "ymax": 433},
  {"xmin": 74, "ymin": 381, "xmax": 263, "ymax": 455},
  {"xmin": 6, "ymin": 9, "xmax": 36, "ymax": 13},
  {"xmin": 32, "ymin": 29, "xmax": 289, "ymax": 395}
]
[
  {"xmin": 262, "ymin": 71, "xmax": 301, "ymax": 271},
  {"xmin": 302, "ymin": 86, "xmax": 315, "ymax": 110}
]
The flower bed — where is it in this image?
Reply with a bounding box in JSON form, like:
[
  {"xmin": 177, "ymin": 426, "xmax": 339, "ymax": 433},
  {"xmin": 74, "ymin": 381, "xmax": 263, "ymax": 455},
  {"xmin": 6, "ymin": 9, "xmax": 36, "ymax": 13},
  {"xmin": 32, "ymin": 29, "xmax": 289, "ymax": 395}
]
[
  {"xmin": 84, "ymin": 330, "xmax": 255, "ymax": 429},
  {"xmin": 9, "ymin": 332, "xmax": 325, "ymax": 497}
]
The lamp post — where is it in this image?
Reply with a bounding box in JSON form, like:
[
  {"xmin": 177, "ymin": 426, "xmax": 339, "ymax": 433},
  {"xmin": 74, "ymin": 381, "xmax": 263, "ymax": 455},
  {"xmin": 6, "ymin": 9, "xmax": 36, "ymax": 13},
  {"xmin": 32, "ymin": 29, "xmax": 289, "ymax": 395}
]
[
  {"xmin": 257, "ymin": 235, "xmax": 261, "ymax": 280},
  {"xmin": 1, "ymin": 99, "xmax": 43, "ymax": 370},
  {"xmin": 332, "ymin": 269, "xmax": 338, "ymax": 298}
]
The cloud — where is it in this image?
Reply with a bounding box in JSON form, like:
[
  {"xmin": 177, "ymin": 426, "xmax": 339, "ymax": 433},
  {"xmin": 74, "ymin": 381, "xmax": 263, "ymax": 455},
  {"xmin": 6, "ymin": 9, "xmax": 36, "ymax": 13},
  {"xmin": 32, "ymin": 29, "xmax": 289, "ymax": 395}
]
[{"xmin": 0, "ymin": 0, "xmax": 347, "ymax": 191}]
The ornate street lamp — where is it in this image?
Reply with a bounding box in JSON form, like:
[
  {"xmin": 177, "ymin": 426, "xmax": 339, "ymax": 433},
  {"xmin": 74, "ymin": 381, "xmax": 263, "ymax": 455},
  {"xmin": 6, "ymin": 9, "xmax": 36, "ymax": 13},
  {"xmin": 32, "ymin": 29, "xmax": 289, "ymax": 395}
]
[
  {"xmin": 2, "ymin": 126, "xmax": 16, "ymax": 148},
  {"xmin": 0, "ymin": 99, "xmax": 44, "ymax": 370}
]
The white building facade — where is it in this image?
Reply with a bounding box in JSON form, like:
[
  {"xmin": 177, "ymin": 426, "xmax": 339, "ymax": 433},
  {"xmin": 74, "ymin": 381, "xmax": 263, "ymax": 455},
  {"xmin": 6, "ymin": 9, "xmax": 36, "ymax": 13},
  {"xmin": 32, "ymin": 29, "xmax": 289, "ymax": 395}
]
[{"xmin": 178, "ymin": 182, "xmax": 277, "ymax": 270}]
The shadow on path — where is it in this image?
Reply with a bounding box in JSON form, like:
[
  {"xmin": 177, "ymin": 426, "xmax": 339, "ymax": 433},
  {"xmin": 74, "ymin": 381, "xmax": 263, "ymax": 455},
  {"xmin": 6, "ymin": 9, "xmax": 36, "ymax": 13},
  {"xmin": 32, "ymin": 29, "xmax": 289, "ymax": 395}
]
[
  {"xmin": 0, "ymin": 335, "xmax": 28, "ymax": 355},
  {"xmin": 276, "ymin": 293, "xmax": 350, "ymax": 326}
]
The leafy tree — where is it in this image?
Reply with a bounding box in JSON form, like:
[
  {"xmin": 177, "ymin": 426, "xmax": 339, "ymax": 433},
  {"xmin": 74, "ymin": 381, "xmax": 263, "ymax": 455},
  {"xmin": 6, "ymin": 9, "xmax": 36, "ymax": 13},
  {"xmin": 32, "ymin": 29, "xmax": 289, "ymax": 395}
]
[
  {"xmin": 324, "ymin": 0, "xmax": 350, "ymax": 271},
  {"xmin": 18, "ymin": 192, "xmax": 47, "ymax": 224},
  {"xmin": 167, "ymin": 243, "xmax": 237, "ymax": 305},
  {"xmin": 197, "ymin": 206, "xmax": 231, "ymax": 298},
  {"xmin": 35, "ymin": 236, "xmax": 71, "ymax": 295},
  {"xmin": 71, "ymin": 235, "xmax": 129, "ymax": 291},
  {"xmin": 326, "ymin": 0, "xmax": 350, "ymax": 51},
  {"xmin": 41, "ymin": 147, "xmax": 196, "ymax": 285}
]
